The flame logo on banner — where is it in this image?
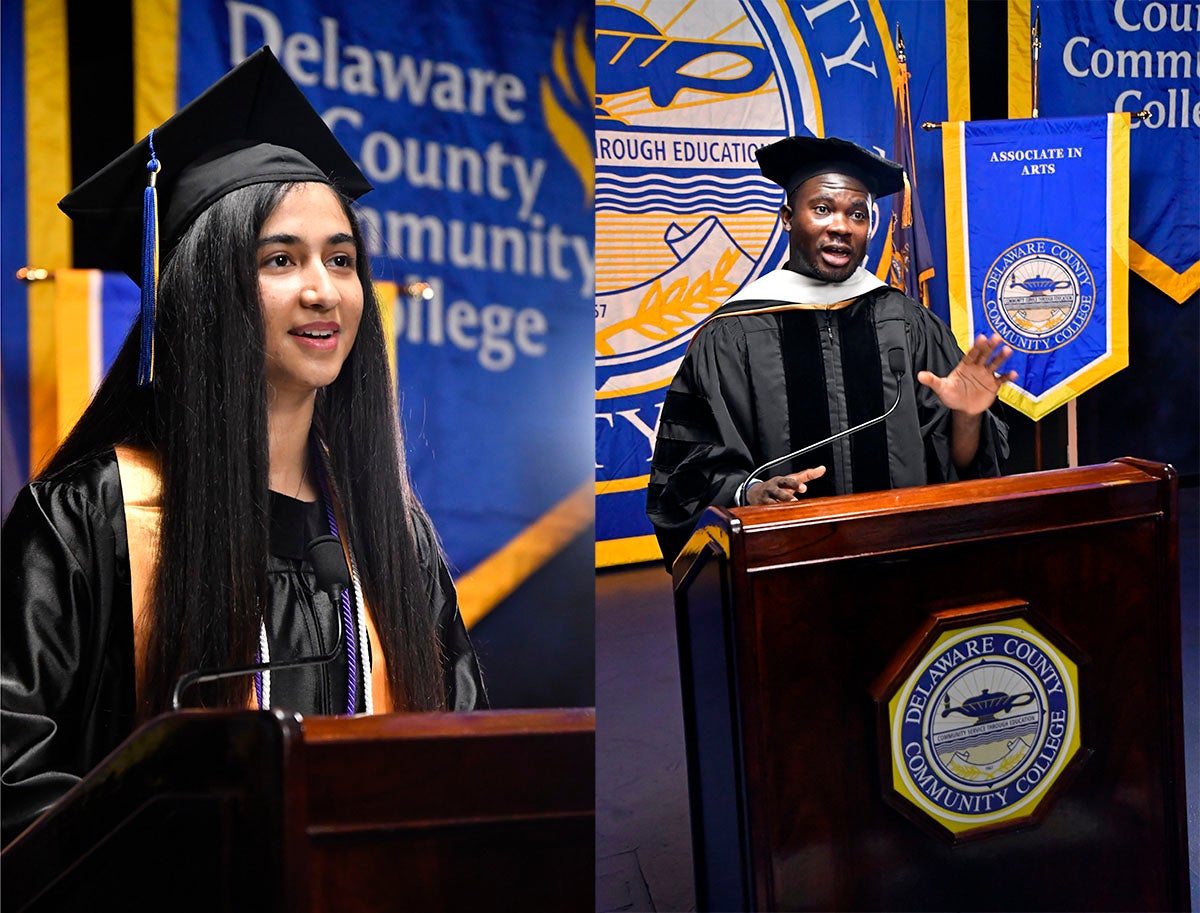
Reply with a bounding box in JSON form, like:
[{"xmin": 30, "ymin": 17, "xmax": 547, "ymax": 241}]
[{"xmin": 541, "ymin": 14, "xmax": 595, "ymax": 204}]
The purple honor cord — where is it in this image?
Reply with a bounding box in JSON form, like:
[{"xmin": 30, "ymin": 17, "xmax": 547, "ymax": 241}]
[
  {"xmin": 317, "ymin": 466, "xmax": 359, "ymax": 715},
  {"xmin": 255, "ymin": 458, "xmax": 359, "ymax": 715}
]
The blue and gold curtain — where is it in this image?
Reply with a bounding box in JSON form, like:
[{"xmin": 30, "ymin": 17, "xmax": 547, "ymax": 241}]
[{"xmin": 1, "ymin": 0, "xmax": 72, "ymax": 510}]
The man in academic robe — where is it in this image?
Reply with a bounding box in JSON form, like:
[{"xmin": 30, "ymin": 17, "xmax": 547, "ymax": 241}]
[{"xmin": 646, "ymin": 135, "xmax": 1016, "ymax": 567}]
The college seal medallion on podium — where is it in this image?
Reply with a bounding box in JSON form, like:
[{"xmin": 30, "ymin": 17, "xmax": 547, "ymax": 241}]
[{"xmin": 874, "ymin": 602, "xmax": 1085, "ymax": 841}]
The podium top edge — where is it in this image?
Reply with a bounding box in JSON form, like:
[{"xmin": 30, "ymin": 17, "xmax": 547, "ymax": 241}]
[
  {"xmin": 301, "ymin": 707, "xmax": 596, "ymax": 743},
  {"xmin": 728, "ymin": 459, "xmax": 1171, "ymax": 529},
  {"xmin": 671, "ymin": 459, "xmax": 1175, "ymax": 581}
]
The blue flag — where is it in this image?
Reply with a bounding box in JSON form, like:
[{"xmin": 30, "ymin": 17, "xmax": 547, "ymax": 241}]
[
  {"xmin": 888, "ymin": 48, "xmax": 935, "ymax": 306},
  {"xmin": 943, "ymin": 114, "xmax": 1130, "ymax": 420}
]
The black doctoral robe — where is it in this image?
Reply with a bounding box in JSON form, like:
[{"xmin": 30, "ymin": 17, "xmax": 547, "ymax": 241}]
[
  {"xmin": 647, "ymin": 283, "xmax": 1009, "ymax": 566},
  {"xmin": 0, "ymin": 450, "xmax": 486, "ymax": 845}
]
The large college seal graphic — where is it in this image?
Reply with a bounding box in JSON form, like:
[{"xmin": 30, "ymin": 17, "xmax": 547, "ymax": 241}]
[
  {"xmin": 983, "ymin": 238, "xmax": 1096, "ymax": 353},
  {"xmin": 877, "ymin": 607, "xmax": 1083, "ymax": 839},
  {"xmin": 594, "ymin": 0, "xmax": 902, "ymax": 558}
]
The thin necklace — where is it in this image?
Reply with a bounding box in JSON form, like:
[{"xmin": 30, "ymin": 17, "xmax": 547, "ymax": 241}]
[{"xmin": 254, "ymin": 450, "xmax": 368, "ymax": 715}]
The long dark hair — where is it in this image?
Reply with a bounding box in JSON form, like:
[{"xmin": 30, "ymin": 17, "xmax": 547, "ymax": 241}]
[{"xmin": 43, "ymin": 181, "xmax": 446, "ymax": 717}]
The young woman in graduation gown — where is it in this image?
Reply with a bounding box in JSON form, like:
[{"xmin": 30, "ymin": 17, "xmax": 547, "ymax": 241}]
[{"xmin": 0, "ymin": 49, "xmax": 485, "ymax": 847}]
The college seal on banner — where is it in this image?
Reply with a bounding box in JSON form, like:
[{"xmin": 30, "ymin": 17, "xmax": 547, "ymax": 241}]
[
  {"xmin": 984, "ymin": 238, "xmax": 1095, "ymax": 353},
  {"xmin": 874, "ymin": 603, "xmax": 1085, "ymax": 841}
]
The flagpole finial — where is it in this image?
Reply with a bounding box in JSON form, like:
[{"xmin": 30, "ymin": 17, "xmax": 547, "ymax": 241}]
[
  {"xmin": 1031, "ymin": 4, "xmax": 1042, "ymax": 117},
  {"xmin": 895, "ymin": 22, "xmax": 906, "ymax": 64}
]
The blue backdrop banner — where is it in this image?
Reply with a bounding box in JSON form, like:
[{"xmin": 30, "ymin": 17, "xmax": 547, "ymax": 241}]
[
  {"xmin": 0, "ymin": 0, "xmax": 29, "ymax": 515},
  {"xmin": 151, "ymin": 0, "xmax": 594, "ymax": 608},
  {"xmin": 1008, "ymin": 0, "xmax": 1199, "ymax": 303}
]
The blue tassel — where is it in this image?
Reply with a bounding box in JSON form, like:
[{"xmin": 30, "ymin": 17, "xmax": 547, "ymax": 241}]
[{"xmin": 138, "ymin": 129, "xmax": 160, "ymax": 387}]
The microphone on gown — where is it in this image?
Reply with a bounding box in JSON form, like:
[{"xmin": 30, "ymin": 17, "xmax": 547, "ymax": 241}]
[
  {"xmin": 170, "ymin": 535, "xmax": 351, "ymax": 711},
  {"xmin": 734, "ymin": 348, "xmax": 907, "ymax": 506}
]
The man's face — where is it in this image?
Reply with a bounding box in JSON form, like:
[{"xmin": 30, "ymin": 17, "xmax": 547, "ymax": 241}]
[{"xmin": 781, "ymin": 173, "xmax": 871, "ymax": 283}]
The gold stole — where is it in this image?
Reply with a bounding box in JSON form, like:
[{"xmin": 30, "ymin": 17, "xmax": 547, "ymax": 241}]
[{"xmin": 114, "ymin": 445, "xmax": 393, "ymax": 712}]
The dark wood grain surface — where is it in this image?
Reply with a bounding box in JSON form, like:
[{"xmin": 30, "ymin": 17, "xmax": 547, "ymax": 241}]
[
  {"xmin": 1, "ymin": 708, "xmax": 595, "ymax": 913},
  {"xmin": 675, "ymin": 461, "xmax": 1188, "ymax": 912},
  {"xmin": 302, "ymin": 709, "xmax": 596, "ymax": 912}
]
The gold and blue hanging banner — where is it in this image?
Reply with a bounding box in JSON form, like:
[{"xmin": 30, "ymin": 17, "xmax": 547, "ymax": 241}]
[
  {"xmin": 943, "ymin": 113, "xmax": 1130, "ymax": 421},
  {"xmin": 2, "ymin": 0, "xmax": 72, "ymax": 497}
]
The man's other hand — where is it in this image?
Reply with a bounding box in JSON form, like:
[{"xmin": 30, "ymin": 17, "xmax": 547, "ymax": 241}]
[
  {"xmin": 746, "ymin": 465, "xmax": 827, "ymax": 505},
  {"xmin": 917, "ymin": 333, "xmax": 1017, "ymax": 416}
]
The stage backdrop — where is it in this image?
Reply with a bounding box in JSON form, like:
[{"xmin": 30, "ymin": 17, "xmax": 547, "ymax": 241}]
[
  {"xmin": 0, "ymin": 0, "xmax": 27, "ymax": 518},
  {"xmin": 3, "ymin": 1, "xmax": 596, "ymax": 645},
  {"xmin": 0, "ymin": 0, "xmax": 72, "ymax": 518},
  {"xmin": 594, "ymin": 0, "xmax": 967, "ymax": 567}
]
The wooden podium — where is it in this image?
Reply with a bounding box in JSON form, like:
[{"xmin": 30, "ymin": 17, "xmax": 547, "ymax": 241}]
[
  {"xmin": 673, "ymin": 460, "xmax": 1189, "ymax": 912},
  {"xmin": 1, "ymin": 708, "xmax": 594, "ymax": 912}
]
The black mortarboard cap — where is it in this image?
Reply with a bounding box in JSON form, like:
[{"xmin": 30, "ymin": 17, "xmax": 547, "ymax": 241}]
[
  {"xmin": 755, "ymin": 135, "xmax": 904, "ymax": 199},
  {"xmin": 59, "ymin": 46, "xmax": 371, "ymax": 281},
  {"xmin": 58, "ymin": 46, "xmax": 372, "ymax": 384}
]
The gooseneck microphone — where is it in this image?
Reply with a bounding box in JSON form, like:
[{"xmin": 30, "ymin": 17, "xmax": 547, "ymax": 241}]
[
  {"xmin": 734, "ymin": 347, "xmax": 908, "ymax": 506},
  {"xmin": 170, "ymin": 535, "xmax": 352, "ymax": 711}
]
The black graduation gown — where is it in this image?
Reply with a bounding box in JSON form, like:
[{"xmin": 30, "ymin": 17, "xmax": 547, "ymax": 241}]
[
  {"xmin": 0, "ymin": 450, "xmax": 486, "ymax": 845},
  {"xmin": 647, "ymin": 286, "xmax": 1010, "ymax": 566}
]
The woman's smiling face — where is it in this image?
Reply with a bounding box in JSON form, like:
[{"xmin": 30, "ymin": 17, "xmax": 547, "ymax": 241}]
[{"xmin": 256, "ymin": 182, "xmax": 364, "ymax": 403}]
